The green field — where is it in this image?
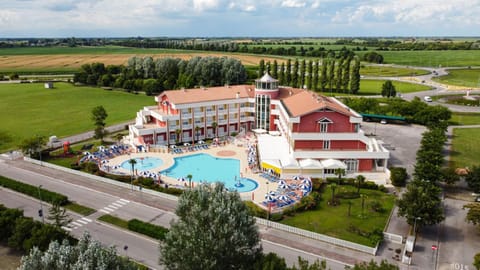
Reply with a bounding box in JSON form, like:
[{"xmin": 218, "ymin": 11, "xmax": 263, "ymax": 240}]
[
  {"xmin": 0, "ymin": 46, "xmax": 191, "ymax": 55},
  {"xmin": 450, "ymin": 128, "xmax": 480, "ymax": 168},
  {"xmin": 359, "ymin": 50, "xmax": 480, "ymax": 67},
  {"xmin": 360, "ymin": 66, "xmax": 430, "ymax": 77},
  {"xmin": 358, "ymin": 79, "xmax": 431, "ymax": 95},
  {"xmin": 433, "ymin": 68, "xmax": 480, "ymax": 87},
  {"xmin": 0, "ymin": 83, "xmax": 154, "ymax": 152},
  {"xmin": 450, "ymin": 113, "xmax": 480, "ymax": 126},
  {"xmin": 280, "ymin": 185, "xmax": 395, "ymax": 247}
]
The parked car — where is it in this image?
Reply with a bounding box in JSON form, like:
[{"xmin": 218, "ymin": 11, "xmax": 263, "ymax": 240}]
[
  {"xmin": 380, "ymin": 119, "xmax": 387, "ymax": 124},
  {"xmin": 424, "ymin": 96, "xmax": 432, "ymax": 102}
]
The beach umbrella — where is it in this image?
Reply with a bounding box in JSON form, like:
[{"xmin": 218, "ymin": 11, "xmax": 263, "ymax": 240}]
[
  {"xmin": 178, "ymin": 177, "xmax": 186, "ymax": 182},
  {"xmin": 101, "ymin": 160, "xmax": 109, "ymax": 164},
  {"xmin": 268, "ymin": 190, "xmax": 277, "ymax": 196},
  {"xmin": 301, "ymin": 179, "xmax": 311, "ymax": 186},
  {"xmin": 278, "ymin": 180, "xmax": 287, "ymax": 186},
  {"xmin": 264, "ymin": 194, "xmax": 275, "ymax": 202},
  {"xmin": 277, "ymin": 194, "xmax": 290, "ymax": 201},
  {"xmin": 278, "ymin": 183, "xmax": 287, "ymax": 189},
  {"xmin": 293, "ymin": 175, "xmax": 301, "ymax": 180},
  {"xmin": 83, "ymin": 151, "xmax": 91, "ymax": 156},
  {"xmin": 112, "ymin": 165, "xmax": 119, "ymax": 169},
  {"xmin": 299, "ymin": 183, "xmax": 310, "ymax": 190}
]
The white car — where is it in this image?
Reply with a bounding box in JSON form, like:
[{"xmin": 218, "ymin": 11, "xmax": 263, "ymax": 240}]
[{"xmin": 424, "ymin": 96, "xmax": 432, "ymax": 102}]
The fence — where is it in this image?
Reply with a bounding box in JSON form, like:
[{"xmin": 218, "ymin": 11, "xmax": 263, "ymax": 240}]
[
  {"xmin": 23, "ymin": 157, "xmax": 178, "ymax": 202},
  {"xmin": 255, "ymin": 217, "xmax": 379, "ymax": 255}
]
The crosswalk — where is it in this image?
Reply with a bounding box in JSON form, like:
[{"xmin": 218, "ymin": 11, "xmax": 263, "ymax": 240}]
[
  {"xmin": 62, "ymin": 198, "xmax": 130, "ymax": 232},
  {"xmin": 99, "ymin": 198, "xmax": 130, "ymax": 214}
]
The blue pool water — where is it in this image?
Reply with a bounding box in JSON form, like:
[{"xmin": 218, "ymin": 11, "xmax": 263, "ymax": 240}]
[
  {"xmin": 161, "ymin": 153, "xmax": 258, "ymax": 192},
  {"xmin": 120, "ymin": 157, "xmax": 163, "ymax": 171}
]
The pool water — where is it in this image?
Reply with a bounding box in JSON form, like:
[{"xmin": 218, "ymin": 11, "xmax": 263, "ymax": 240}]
[
  {"xmin": 120, "ymin": 157, "xmax": 163, "ymax": 171},
  {"xmin": 161, "ymin": 153, "xmax": 258, "ymax": 192}
]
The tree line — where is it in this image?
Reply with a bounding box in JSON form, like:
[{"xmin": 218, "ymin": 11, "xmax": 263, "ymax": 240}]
[
  {"xmin": 257, "ymin": 49, "xmax": 361, "ymax": 94},
  {"xmin": 74, "ymin": 56, "xmax": 247, "ymax": 95}
]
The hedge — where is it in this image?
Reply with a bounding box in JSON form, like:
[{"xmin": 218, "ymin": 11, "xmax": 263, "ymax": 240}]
[
  {"xmin": 0, "ymin": 176, "xmax": 69, "ymax": 205},
  {"xmin": 127, "ymin": 219, "xmax": 169, "ymax": 240}
]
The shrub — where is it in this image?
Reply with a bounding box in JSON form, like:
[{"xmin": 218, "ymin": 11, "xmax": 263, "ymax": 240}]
[
  {"xmin": 244, "ymin": 201, "xmax": 267, "ymax": 219},
  {"xmin": 0, "ymin": 176, "xmax": 69, "ymax": 205},
  {"xmin": 390, "ymin": 167, "xmax": 408, "ymax": 187},
  {"xmin": 369, "ymin": 200, "xmax": 385, "ymax": 213},
  {"xmin": 336, "ymin": 191, "xmax": 360, "ymax": 199},
  {"xmin": 127, "ymin": 219, "xmax": 169, "ymax": 240}
]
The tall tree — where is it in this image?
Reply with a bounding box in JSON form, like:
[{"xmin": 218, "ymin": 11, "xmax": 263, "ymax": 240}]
[
  {"xmin": 259, "ymin": 59, "xmax": 265, "ymax": 77},
  {"xmin": 327, "ymin": 58, "xmax": 335, "ymax": 93},
  {"xmin": 19, "ymin": 135, "xmax": 47, "ymax": 159},
  {"xmin": 292, "ymin": 59, "xmax": 299, "ymax": 88},
  {"xmin": 47, "ymin": 203, "xmax": 72, "ymax": 229},
  {"xmin": 19, "ymin": 232, "xmax": 137, "ymax": 270},
  {"xmin": 341, "ymin": 56, "xmax": 352, "ymax": 93},
  {"xmin": 278, "ymin": 62, "xmax": 285, "ymax": 85},
  {"xmin": 272, "ymin": 60, "xmax": 278, "ymax": 79},
  {"xmin": 356, "ymin": 175, "xmax": 366, "ymax": 195},
  {"xmin": 466, "ymin": 166, "xmax": 480, "ymax": 193},
  {"xmin": 381, "ymin": 80, "xmax": 397, "ymax": 98},
  {"xmin": 266, "ymin": 61, "xmax": 271, "ymax": 74},
  {"xmin": 312, "ymin": 60, "xmax": 319, "ymax": 91},
  {"xmin": 299, "ymin": 59, "xmax": 306, "ymax": 88},
  {"xmin": 160, "ymin": 183, "xmax": 262, "ymax": 270},
  {"xmin": 350, "ymin": 56, "xmax": 361, "ymax": 94},
  {"xmin": 285, "ymin": 59, "xmax": 292, "ymax": 86},
  {"xmin": 397, "ymin": 179, "xmax": 445, "ymax": 231},
  {"xmin": 319, "ymin": 58, "xmax": 327, "ymax": 92},
  {"xmin": 91, "ymin": 106, "xmax": 108, "ymax": 143},
  {"xmin": 335, "ymin": 57, "xmax": 344, "ymax": 92},
  {"xmin": 306, "ymin": 60, "xmax": 313, "ymax": 90}
]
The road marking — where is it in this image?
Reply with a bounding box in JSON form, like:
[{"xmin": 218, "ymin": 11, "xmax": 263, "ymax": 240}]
[
  {"xmin": 77, "ymin": 219, "xmax": 89, "ymax": 225},
  {"xmin": 111, "ymin": 202, "xmax": 123, "ymax": 207},
  {"xmin": 108, "ymin": 204, "xmax": 118, "ymax": 209},
  {"xmin": 99, "ymin": 209, "xmax": 110, "ymax": 214},
  {"xmin": 104, "ymin": 206, "xmax": 115, "ymax": 212},
  {"xmin": 119, "ymin": 199, "xmax": 130, "ymax": 203},
  {"xmin": 81, "ymin": 217, "xmax": 92, "ymax": 223},
  {"xmin": 71, "ymin": 221, "xmax": 83, "ymax": 227},
  {"xmin": 61, "ymin": 226, "xmax": 72, "ymax": 231}
]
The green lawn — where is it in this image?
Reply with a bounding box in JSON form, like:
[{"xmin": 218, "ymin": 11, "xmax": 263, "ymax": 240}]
[
  {"xmin": 450, "ymin": 113, "xmax": 480, "ymax": 126},
  {"xmin": 433, "ymin": 69, "xmax": 480, "ymax": 87},
  {"xmin": 0, "ymin": 82, "xmax": 154, "ymax": 152},
  {"xmin": 360, "ymin": 66, "xmax": 430, "ymax": 77},
  {"xmin": 280, "ymin": 185, "xmax": 395, "ymax": 247},
  {"xmin": 358, "ymin": 79, "xmax": 431, "ymax": 95},
  {"xmin": 98, "ymin": 214, "xmax": 129, "ymax": 229},
  {"xmin": 358, "ymin": 50, "xmax": 480, "ymax": 67},
  {"xmin": 450, "ymin": 128, "xmax": 480, "ymax": 168},
  {"xmin": 64, "ymin": 202, "xmax": 96, "ymax": 216}
]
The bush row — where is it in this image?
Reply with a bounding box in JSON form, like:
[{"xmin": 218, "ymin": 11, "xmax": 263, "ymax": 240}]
[
  {"xmin": 0, "ymin": 176, "xmax": 69, "ymax": 205},
  {"xmin": 127, "ymin": 219, "xmax": 169, "ymax": 240},
  {"xmin": 324, "ymin": 177, "xmax": 388, "ymax": 192}
]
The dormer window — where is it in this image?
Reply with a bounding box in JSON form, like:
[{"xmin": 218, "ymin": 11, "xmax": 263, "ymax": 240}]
[{"xmin": 318, "ymin": 117, "xmax": 333, "ymax": 133}]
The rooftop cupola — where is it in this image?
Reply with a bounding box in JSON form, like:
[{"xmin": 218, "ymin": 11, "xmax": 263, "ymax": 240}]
[{"xmin": 254, "ymin": 72, "xmax": 279, "ymax": 99}]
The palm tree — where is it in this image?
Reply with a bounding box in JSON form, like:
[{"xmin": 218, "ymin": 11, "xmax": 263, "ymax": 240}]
[
  {"xmin": 211, "ymin": 122, "xmax": 218, "ymax": 138},
  {"xmin": 347, "ymin": 200, "xmax": 353, "ymax": 217},
  {"xmin": 356, "ymin": 174, "xmax": 366, "ymax": 195},
  {"xmin": 329, "ymin": 183, "xmax": 337, "ymax": 206},
  {"xmin": 194, "ymin": 126, "xmax": 200, "ymax": 143},
  {"xmin": 128, "ymin": 158, "xmax": 137, "ymax": 190},
  {"xmin": 187, "ymin": 174, "xmax": 193, "ymax": 189},
  {"xmin": 175, "ymin": 129, "xmax": 181, "ymax": 144},
  {"xmin": 334, "ymin": 168, "xmax": 346, "ymax": 185},
  {"xmin": 360, "ymin": 194, "xmax": 367, "ymax": 217}
]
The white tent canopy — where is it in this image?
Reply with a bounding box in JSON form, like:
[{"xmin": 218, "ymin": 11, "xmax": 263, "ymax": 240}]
[
  {"xmin": 321, "ymin": 159, "xmax": 347, "ymax": 169},
  {"xmin": 299, "ymin": 158, "xmax": 323, "ymax": 169}
]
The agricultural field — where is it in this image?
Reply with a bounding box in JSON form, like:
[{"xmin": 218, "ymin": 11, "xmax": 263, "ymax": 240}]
[
  {"xmin": 360, "ymin": 65, "xmax": 430, "ymax": 77},
  {"xmin": 0, "ymin": 82, "xmax": 154, "ymax": 152},
  {"xmin": 433, "ymin": 68, "xmax": 480, "ymax": 87},
  {"xmin": 0, "ymin": 46, "xmax": 282, "ymax": 74},
  {"xmin": 450, "ymin": 128, "xmax": 480, "ymax": 169},
  {"xmin": 358, "ymin": 50, "xmax": 480, "ymax": 67}
]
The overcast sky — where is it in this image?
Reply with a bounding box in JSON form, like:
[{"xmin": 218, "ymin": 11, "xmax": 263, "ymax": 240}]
[{"xmin": 1, "ymin": 0, "xmax": 479, "ymax": 38}]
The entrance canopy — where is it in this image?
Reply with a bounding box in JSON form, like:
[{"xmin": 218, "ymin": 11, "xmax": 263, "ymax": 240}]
[{"xmin": 321, "ymin": 159, "xmax": 347, "ymax": 169}]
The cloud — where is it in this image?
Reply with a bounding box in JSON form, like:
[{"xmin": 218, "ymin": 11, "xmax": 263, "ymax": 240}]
[{"xmin": 281, "ymin": 0, "xmax": 306, "ymax": 8}]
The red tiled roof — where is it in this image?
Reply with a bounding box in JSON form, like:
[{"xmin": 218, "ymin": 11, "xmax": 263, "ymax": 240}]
[
  {"xmin": 158, "ymin": 85, "xmax": 255, "ymax": 105},
  {"xmin": 280, "ymin": 90, "xmax": 355, "ymax": 118}
]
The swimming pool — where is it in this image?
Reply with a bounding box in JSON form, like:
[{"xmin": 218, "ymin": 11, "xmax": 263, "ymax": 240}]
[
  {"xmin": 120, "ymin": 157, "xmax": 163, "ymax": 171},
  {"xmin": 161, "ymin": 153, "xmax": 258, "ymax": 192}
]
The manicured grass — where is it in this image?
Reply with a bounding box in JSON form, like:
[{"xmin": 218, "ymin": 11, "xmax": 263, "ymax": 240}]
[
  {"xmin": 450, "ymin": 128, "xmax": 480, "ymax": 169},
  {"xmin": 0, "ymin": 82, "xmax": 154, "ymax": 152},
  {"xmin": 450, "ymin": 113, "xmax": 480, "ymax": 126},
  {"xmin": 280, "ymin": 185, "xmax": 395, "ymax": 247},
  {"xmin": 64, "ymin": 202, "xmax": 96, "ymax": 216},
  {"xmin": 360, "ymin": 66, "xmax": 430, "ymax": 77},
  {"xmin": 98, "ymin": 214, "xmax": 129, "ymax": 229},
  {"xmin": 358, "ymin": 79, "xmax": 431, "ymax": 95},
  {"xmin": 358, "ymin": 50, "xmax": 480, "ymax": 67},
  {"xmin": 433, "ymin": 69, "xmax": 480, "ymax": 87}
]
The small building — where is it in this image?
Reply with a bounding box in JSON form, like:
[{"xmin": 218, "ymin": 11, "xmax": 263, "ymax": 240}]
[{"xmin": 44, "ymin": 82, "xmax": 54, "ymax": 89}]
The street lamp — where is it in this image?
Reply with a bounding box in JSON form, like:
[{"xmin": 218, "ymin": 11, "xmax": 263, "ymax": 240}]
[
  {"xmin": 413, "ymin": 217, "xmax": 422, "ymax": 235},
  {"xmin": 37, "ymin": 185, "xmax": 44, "ymax": 223},
  {"xmin": 266, "ymin": 181, "xmax": 270, "ymax": 227}
]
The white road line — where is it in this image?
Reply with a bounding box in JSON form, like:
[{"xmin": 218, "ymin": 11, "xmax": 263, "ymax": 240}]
[
  {"xmin": 77, "ymin": 219, "xmax": 89, "ymax": 225},
  {"xmin": 61, "ymin": 226, "xmax": 72, "ymax": 231},
  {"xmin": 111, "ymin": 202, "xmax": 123, "ymax": 207},
  {"xmin": 104, "ymin": 207, "xmax": 115, "ymax": 212},
  {"xmin": 71, "ymin": 221, "xmax": 83, "ymax": 227},
  {"xmin": 99, "ymin": 209, "xmax": 110, "ymax": 214},
  {"xmin": 108, "ymin": 204, "xmax": 118, "ymax": 209},
  {"xmin": 118, "ymin": 199, "xmax": 130, "ymax": 203},
  {"xmin": 81, "ymin": 217, "xmax": 92, "ymax": 223}
]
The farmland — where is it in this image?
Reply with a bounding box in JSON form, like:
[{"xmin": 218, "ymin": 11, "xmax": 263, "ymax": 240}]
[{"xmin": 0, "ymin": 82, "xmax": 154, "ymax": 152}]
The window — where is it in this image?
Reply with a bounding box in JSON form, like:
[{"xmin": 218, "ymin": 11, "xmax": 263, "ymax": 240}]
[
  {"xmin": 320, "ymin": 123, "xmax": 328, "ymax": 133},
  {"xmin": 324, "ymin": 169, "xmax": 335, "ymax": 174},
  {"xmin": 323, "ymin": 140, "xmax": 330, "ymax": 149},
  {"xmin": 344, "ymin": 159, "xmax": 358, "ymax": 173}
]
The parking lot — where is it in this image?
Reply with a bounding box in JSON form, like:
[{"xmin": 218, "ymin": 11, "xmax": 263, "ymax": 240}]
[{"xmin": 360, "ymin": 122, "xmax": 426, "ymax": 176}]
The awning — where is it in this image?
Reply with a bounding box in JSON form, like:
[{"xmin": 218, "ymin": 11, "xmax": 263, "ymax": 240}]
[
  {"xmin": 261, "ymin": 160, "xmax": 282, "ymax": 174},
  {"xmin": 280, "ymin": 157, "xmax": 300, "ymax": 169},
  {"xmin": 321, "ymin": 159, "xmax": 347, "ymax": 169},
  {"xmin": 299, "ymin": 158, "xmax": 323, "ymax": 169}
]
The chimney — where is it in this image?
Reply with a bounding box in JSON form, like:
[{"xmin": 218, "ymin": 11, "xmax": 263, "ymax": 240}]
[{"xmin": 236, "ymin": 92, "xmax": 240, "ymax": 99}]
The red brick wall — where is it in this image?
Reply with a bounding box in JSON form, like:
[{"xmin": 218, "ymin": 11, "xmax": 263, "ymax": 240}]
[
  {"xmin": 298, "ymin": 111, "xmax": 353, "ymax": 132},
  {"xmin": 330, "ymin": 140, "xmax": 366, "ymax": 150},
  {"xmin": 359, "ymin": 159, "xmax": 373, "ymax": 171}
]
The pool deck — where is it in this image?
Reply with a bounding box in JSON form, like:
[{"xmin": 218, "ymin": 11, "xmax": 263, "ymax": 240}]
[{"xmin": 104, "ymin": 140, "xmax": 277, "ymax": 204}]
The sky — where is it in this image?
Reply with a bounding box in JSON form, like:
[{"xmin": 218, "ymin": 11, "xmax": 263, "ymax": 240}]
[{"xmin": 1, "ymin": 0, "xmax": 479, "ymax": 38}]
